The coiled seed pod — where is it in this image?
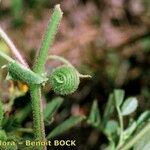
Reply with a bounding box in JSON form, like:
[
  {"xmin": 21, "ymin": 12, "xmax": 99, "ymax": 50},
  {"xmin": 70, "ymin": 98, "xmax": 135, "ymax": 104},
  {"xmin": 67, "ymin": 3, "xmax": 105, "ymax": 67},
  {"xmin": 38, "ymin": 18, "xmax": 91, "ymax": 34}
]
[
  {"xmin": 49, "ymin": 65, "xmax": 80, "ymax": 95},
  {"xmin": 7, "ymin": 61, "xmax": 47, "ymax": 85}
]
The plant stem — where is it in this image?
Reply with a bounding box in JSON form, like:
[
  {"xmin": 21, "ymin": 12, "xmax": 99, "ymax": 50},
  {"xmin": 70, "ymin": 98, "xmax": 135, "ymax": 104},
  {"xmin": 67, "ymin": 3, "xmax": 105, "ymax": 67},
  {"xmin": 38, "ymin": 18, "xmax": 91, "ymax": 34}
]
[
  {"xmin": 48, "ymin": 55, "xmax": 73, "ymax": 67},
  {"xmin": 78, "ymin": 74, "xmax": 92, "ymax": 78},
  {"xmin": 119, "ymin": 121, "xmax": 150, "ymax": 150},
  {"xmin": 17, "ymin": 128, "xmax": 33, "ymax": 133},
  {"xmin": 0, "ymin": 51, "xmax": 14, "ymax": 62},
  {"xmin": 30, "ymin": 85, "xmax": 45, "ymax": 137},
  {"xmin": 0, "ymin": 26, "xmax": 28, "ymax": 67},
  {"xmin": 0, "ymin": 100, "xmax": 4, "ymax": 129},
  {"xmin": 30, "ymin": 5, "xmax": 63, "ymax": 150},
  {"xmin": 116, "ymin": 106, "xmax": 124, "ymax": 149},
  {"xmin": 47, "ymin": 55, "xmax": 92, "ymax": 78},
  {"xmin": 34, "ymin": 5, "xmax": 63, "ymax": 74}
]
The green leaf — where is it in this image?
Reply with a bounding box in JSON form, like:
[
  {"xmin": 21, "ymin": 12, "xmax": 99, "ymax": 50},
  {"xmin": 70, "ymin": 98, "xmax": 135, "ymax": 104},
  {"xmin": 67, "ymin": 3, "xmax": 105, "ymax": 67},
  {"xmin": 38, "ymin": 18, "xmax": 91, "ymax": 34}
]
[
  {"xmin": 123, "ymin": 122, "xmax": 137, "ymax": 141},
  {"xmin": 44, "ymin": 97, "xmax": 64, "ymax": 122},
  {"xmin": 114, "ymin": 89, "xmax": 125, "ymax": 107},
  {"xmin": 2, "ymin": 116, "xmax": 20, "ymax": 131},
  {"xmin": 104, "ymin": 142, "xmax": 115, "ymax": 150},
  {"xmin": 14, "ymin": 103, "xmax": 31, "ymax": 124},
  {"xmin": 105, "ymin": 120, "xmax": 119, "ymax": 135},
  {"xmin": 137, "ymin": 111, "xmax": 150, "ymax": 126},
  {"xmin": 121, "ymin": 97, "xmax": 138, "ymax": 116},
  {"xmin": 47, "ymin": 115, "xmax": 85, "ymax": 139},
  {"xmin": 11, "ymin": 0, "xmax": 23, "ymax": 20},
  {"xmin": 0, "ymin": 45, "xmax": 10, "ymax": 68},
  {"xmin": 134, "ymin": 129, "xmax": 150, "ymax": 150},
  {"xmin": 0, "ymin": 130, "xmax": 7, "ymax": 140},
  {"xmin": 140, "ymin": 37, "xmax": 150, "ymax": 53},
  {"xmin": 87, "ymin": 100, "xmax": 101, "ymax": 128},
  {"xmin": 103, "ymin": 94, "xmax": 115, "ymax": 126},
  {"xmin": 0, "ymin": 100, "xmax": 4, "ymax": 128}
]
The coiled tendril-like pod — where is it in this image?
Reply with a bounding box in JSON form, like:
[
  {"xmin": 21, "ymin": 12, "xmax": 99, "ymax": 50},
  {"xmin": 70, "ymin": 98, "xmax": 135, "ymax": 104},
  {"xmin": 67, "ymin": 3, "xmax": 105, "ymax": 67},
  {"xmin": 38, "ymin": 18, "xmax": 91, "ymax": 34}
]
[
  {"xmin": 48, "ymin": 55, "xmax": 91, "ymax": 95},
  {"xmin": 49, "ymin": 65, "xmax": 80, "ymax": 95}
]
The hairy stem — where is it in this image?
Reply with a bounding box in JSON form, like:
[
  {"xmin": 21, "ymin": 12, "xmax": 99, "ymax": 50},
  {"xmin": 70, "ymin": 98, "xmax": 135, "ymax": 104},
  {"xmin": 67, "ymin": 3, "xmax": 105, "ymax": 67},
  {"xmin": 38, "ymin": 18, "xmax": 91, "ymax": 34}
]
[
  {"xmin": 34, "ymin": 5, "xmax": 63, "ymax": 74},
  {"xmin": 119, "ymin": 121, "xmax": 150, "ymax": 150},
  {"xmin": 30, "ymin": 85, "xmax": 45, "ymax": 141},
  {"xmin": 30, "ymin": 5, "xmax": 63, "ymax": 150}
]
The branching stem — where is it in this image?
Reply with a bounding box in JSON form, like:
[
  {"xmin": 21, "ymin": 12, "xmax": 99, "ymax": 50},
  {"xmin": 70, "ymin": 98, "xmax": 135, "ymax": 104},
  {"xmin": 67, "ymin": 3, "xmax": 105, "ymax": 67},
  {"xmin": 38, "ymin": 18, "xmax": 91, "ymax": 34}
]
[
  {"xmin": 30, "ymin": 5, "xmax": 63, "ymax": 150},
  {"xmin": 116, "ymin": 106, "xmax": 124, "ymax": 149},
  {"xmin": 119, "ymin": 121, "xmax": 150, "ymax": 150}
]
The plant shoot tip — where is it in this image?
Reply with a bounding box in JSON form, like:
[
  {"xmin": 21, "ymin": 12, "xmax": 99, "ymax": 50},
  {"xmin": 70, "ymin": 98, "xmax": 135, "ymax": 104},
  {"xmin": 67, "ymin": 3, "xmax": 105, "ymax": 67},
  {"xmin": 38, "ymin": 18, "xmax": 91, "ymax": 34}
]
[{"xmin": 55, "ymin": 4, "xmax": 63, "ymax": 15}]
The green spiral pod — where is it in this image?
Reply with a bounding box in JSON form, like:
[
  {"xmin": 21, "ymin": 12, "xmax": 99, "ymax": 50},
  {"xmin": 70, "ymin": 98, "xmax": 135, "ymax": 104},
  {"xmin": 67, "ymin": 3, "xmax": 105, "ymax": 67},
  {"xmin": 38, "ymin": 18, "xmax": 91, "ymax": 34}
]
[
  {"xmin": 49, "ymin": 65, "xmax": 80, "ymax": 95},
  {"xmin": 7, "ymin": 61, "xmax": 47, "ymax": 85}
]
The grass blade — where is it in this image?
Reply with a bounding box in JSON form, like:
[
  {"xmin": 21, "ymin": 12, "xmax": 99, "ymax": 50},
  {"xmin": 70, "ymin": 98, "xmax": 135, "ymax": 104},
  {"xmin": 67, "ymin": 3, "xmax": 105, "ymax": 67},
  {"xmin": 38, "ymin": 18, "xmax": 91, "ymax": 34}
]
[
  {"xmin": 44, "ymin": 97, "xmax": 64, "ymax": 122},
  {"xmin": 47, "ymin": 115, "xmax": 85, "ymax": 139}
]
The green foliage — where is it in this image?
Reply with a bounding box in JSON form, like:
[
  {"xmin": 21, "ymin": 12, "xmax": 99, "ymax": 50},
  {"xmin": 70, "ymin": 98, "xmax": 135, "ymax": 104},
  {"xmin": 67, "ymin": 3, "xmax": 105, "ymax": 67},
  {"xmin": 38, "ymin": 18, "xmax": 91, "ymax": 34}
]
[
  {"xmin": 0, "ymin": 100, "xmax": 4, "ymax": 128},
  {"xmin": 11, "ymin": 0, "xmax": 23, "ymax": 26},
  {"xmin": 14, "ymin": 103, "xmax": 31, "ymax": 124},
  {"xmin": 121, "ymin": 97, "xmax": 138, "ymax": 116},
  {"xmin": 123, "ymin": 122, "xmax": 137, "ymax": 141},
  {"xmin": 136, "ymin": 111, "xmax": 150, "ymax": 126},
  {"xmin": 106, "ymin": 52, "xmax": 120, "ymax": 80},
  {"xmin": 2, "ymin": 116, "xmax": 20, "ymax": 132},
  {"xmin": 47, "ymin": 115, "xmax": 85, "ymax": 139},
  {"xmin": 140, "ymin": 37, "xmax": 150, "ymax": 52},
  {"xmin": 134, "ymin": 129, "xmax": 150, "ymax": 150},
  {"xmin": 103, "ymin": 94, "xmax": 115, "ymax": 126},
  {"xmin": 86, "ymin": 89, "xmax": 150, "ymax": 150},
  {"xmin": 87, "ymin": 100, "xmax": 101, "ymax": 128},
  {"xmin": 0, "ymin": 130, "xmax": 7, "ymax": 140},
  {"xmin": 0, "ymin": 42, "xmax": 10, "ymax": 68},
  {"xmin": 105, "ymin": 120, "xmax": 119, "ymax": 136},
  {"xmin": 44, "ymin": 97, "xmax": 64, "ymax": 122},
  {"xmin": 114, "ymin": 89, "xmax": 125, "ymax": 107}
]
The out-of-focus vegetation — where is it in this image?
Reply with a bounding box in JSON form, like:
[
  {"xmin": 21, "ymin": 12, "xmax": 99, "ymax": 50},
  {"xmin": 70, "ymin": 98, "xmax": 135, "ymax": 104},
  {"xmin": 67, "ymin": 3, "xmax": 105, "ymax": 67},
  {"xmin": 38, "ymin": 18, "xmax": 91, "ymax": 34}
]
[{"xmin": 0, "ymin": 0, "xmax": 150, "ymax": 150}]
